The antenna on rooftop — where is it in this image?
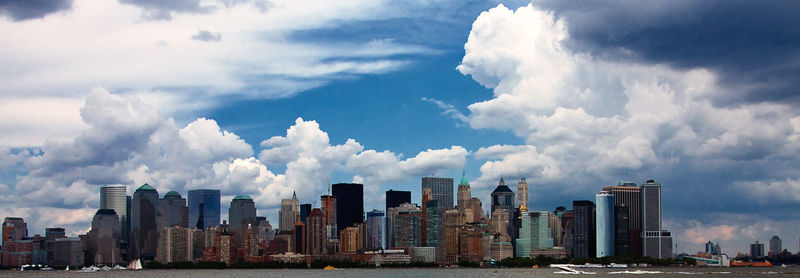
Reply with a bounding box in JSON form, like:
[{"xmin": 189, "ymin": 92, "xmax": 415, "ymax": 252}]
[{"xmin": 327, "ymin": 177, "xmax": 330, "ymax": 195}]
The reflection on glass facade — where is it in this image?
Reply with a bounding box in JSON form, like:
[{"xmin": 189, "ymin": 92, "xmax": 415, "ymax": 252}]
[
  {"xmin": 596, "ymin": 191, "xmax": 614, "ymax": 258},
  {"xmin": 188, "ymin": 189, "xmax": 221, "ymax": 230}
]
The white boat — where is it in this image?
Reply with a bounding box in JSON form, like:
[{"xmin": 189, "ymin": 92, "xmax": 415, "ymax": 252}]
[
  {"xmin": 79, "ymin": 266, "xmax": 100, "ymax": 272},
  {"xmin": 113, "ymin": 265, "xmax": 127, "ymax": 270},
  {"xmin": 127, "ymin": 259, "xmax": 143, "ymax": 270},
  {"xmin": 551, "ymin": 264, "xmax": 597, "ymax": 275},
  {"xmin": 101, "ymin": 266, "xmax": 112, "ymax": 271}
]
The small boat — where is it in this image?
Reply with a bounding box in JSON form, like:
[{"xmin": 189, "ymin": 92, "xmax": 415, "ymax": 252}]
[
  {"xmin": 65, "ymin": 266, "xmax": 70, "ymax": 271},
  {"xmin": 113, "ymin": 265, "xmax": 127, "ymax": 270},
  {"xmin": 41, "ymin": 266, "xmax": 54, "ymax": 271},
  {"xmin": 79, "ymin": 266, "xmax": 100, "ymax": 272},
  {"xmin": 324, "ymin": 265, "xmax": 335, "ymax": 270},
  {"xmin": 551, "ymin": 264, "xmax": 596, "ymax": 275},
  {"xmin": 127, "ymin": 259, "xmax": 143, "ymax": 270},
  {"xmin": 101, "ymin": 266, "xmax": 112, "ymax": 271}
]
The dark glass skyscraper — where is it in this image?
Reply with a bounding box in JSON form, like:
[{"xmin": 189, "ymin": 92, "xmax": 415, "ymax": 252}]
[
  {"xmin": 573, "ymin": 200, "xmax": 595, "ymax": 259},
  {"xmin": 300, "ymin": 203, "xmax": 312, "ymax": 223},
  {"xmin": 229, "ymin": 195, "xmax": 257, "ymax": 250},
  {"xmin": 131, "ymin": 183, "xmax": 159, "ymax": 260},
  {"xmin": 188, "ymin": 189, "xmax": 221, "ymax": 230},
  {"xmin": 332, "ymin": 183, "xmax": 364, "ymax": 236},
  {"xmin": 422, "ymin": 177, "xmax": 454, "ymax": 209},
  {"xmin": 385, "ymin": 190, "xmax": 411, "ymax": 213}
]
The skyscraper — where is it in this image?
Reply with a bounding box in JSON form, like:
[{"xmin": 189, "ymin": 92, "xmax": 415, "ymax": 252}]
[
  {"xmin": 100, "ymin": 185, "xmax": 128, "ymax": 251},
  {"xmin": 388, "ymin": 203, "xmax": 422, "ymax": 248},
  {"xmin": 517, "ymin": 178, "xmax": 528, "ymax": 210},
  {"xmin": 516, "ymin": 210, "xmax": 553, "ymax": 258},
  {"xmin": 279, "ymin": 192, "xmax": 300, "ymax": 231},
  {"xmin": 750, "ymin": 241, "xmax": 765, "ymax": 258},
  {"xmin": 366, "ymin": 210, "xmax": 384, "ymax": 250},
  {"xmin": 131, "ymin": 183, "xmax": 159, "ymax": 260},
  {"xmin": 614, "ymin": 204, "xmax": 630, "ymax": 256},
  {"xmin": 300, "ymin": 203, "xmax": 312, "ymax": 223},
  {"xmin": 457, "ymin": 170, "xmax": 471, "ymax": 210},
  {"xmin": 425, "ymin": 199, "xmax": 442, "ymax": 252},
  {"xmin": 1, "ymin": 217, "xmax": 30, "ymax": 267},
  {"xmin": 320, "ymin": 194, "xmax": 337, "ymax": 239},
  {"xmin": 770, "ymin": 235, "xmax": 782, "ymax": 257},
  {"xmin": 229, "ymin": 195, "xmax": 257, "ymax": 250},
  {"xmin": 305, "ymin": 208, "xmax": 326, "ymax": 256},
  {"xmin": 188, "ymin": 189, "xmax": 221, "ymax": 230},
  {"xmin": 573, "ymin": 200, "xmax": 595, "ymax": 259},
  {"xmin": 332, "ymin": 183, "xmax": 364, "ymax": 236},
  {"xmin": 595, "ymin": 191, "xmax": 614, "ymax": 258},
  {"xmin": 602, "ymin": 182, "xmax": 641, "ymax": 257},
  {"xmin": 159, "ymin": 191, "xmax": 189, "ymax": 228},
  {"xmin": 641, "ymin": 180, "xmax": 672, "ymax": 259},
  {"xmin": 491, "ymin": 178, "xmax": 515, "ymax": 241},
  {"xmin": 87, "ymin": 209, "xmax": 122, "ymax": 266},
  {"xmin": 422, "ymin": 177, "xmax": 454, "ymax": 209},
  {"xmin": 386, "ymin": 190, "xmax": 411, "ymax": 213}
]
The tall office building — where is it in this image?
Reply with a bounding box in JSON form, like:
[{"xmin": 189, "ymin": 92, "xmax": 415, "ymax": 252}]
[
  {"xmin": 320, "ymin": 194, "xmax": 337, "ymax": 239},
  {"xmin": 131, "ymin": 183, "xmax": 159, "ymax": 259},
  {"xmin": 279, "ymin": 192, "xmax": 300, "ymax": 231},
  {"xmin": 305, "ymin": 208, "xmax": 326, "ymax": 256},
  {"xmin": 366, "ymin": 210, "xmax": 384, "ymax": 250},
  {"xmin": 160, "ymin": 191, "xmax": 189, "ymax": 228},
  {"xmin": 750, "ymin": 241, "xmax": 765, "ymax": 258},
  {"xmin": 573, "ymin": 200, "xmax": 595, "ymax": 259},
  {"xmin": 229, "ymin": 195, "xmax": 257, "ymax": 250},
  {"xmin": 384, "ymin": 190, "xmax": 408, "ymax": 248},
  {"xmin": 1, "ymin": 217, "xmax": 30, "ymax": 267},
  {"xmin": 595, "ymin": 191, "xmax": 614, "ymax": 258},
  {"xmin": 770, "ymin": 235, "xmax": 782, "ymax": 256},
  {"xmin": 422, "ymin": 177, "xmax": 454, "ymax": 209},
  {"xmin": 188, "ymin": 189, "xmax": 221, "ymax": 230},
  {"xmin": 100, "ymin": 185, "xmax": 128, "ymax": 250},
  {"xmin": 456, "ymin": 170, "xmax": 471, "ymax": 210},
  {"xmin": 300, "ymin": 204, "xmax": 312, "ymax": 223},
  {"xmin": 443, "ymin": 209, "xmax": 462, "ymax": 265},
  {"xmin": 87, "ymin": 209, "xmax": 122, "ymax": 266},
  {"xmin": 705, "ymin": 241, "xmax": 721, "ymax": 255},
  {"xmin": 294, "ymin": 220, "xmax": 305, "ymax": 254},
  {"xmin": 491, "ymin": 178, "xmax": 515, "ymax": 241},
  {"xmin": 602, "ymin": 182, "xmax": 641, "ymax": 257},
  {"xmin": 614, "ymin": 204, "xmax": 630, "ymax": 256},
  {"xmin": 517, "ymin": 178, "xmax": 528, "ymax": 210},
  {"xmin": 640, "ymin": 180, "xmax": 672, "ymax": 259},
  {"xmin": 332, "ymin": 183, "xmax": 364, "ymax": 236},
  {"xmin": 388, "ymin": 203, "xmax": 422, "ymax": 248},
  {"xmin": 52, "ymin": 237, "xmax": 83, "ymax": 267},
  {"xmin": 517, "ymin": 210, "xmax": 553, "ymax": 258},
  {"xmin": 425, "ymin": 199, "xmax": 442, "ymax": 252},
  {"xmin": 45, "ymin": 227, "xmax": 66, "ymax": 263}
]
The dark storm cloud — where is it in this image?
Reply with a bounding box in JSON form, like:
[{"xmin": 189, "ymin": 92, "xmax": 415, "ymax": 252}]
[
  {"xmin": 534, "ymin": 0, "xmax": 800, "ymax": 104},
  {"xmin": 191, "ymin": 30, "xmax": 222, "ymax": 42},
  {"xmin": 119, "ymin": 0, "xmax": 213, "ymax": 20},
  {"xmin": 0, "ymin": 0, "xmax": 72, "ymax": 21}
]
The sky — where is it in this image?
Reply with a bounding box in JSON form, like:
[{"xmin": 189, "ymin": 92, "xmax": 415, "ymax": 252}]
[{"xmin": 1, "ymin": 0, "xmax": 799, "ymax": 255}]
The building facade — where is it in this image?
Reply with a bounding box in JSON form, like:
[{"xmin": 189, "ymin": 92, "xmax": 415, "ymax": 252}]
[
  {"xmin": 601, "ymin": 182, "xmax": 641, "ymax": 257},
  {"xmin": 595, "ymin": 191, "xmax": 614, "ymax": 258},
  {"xmin": 333, "ymin": 183, "xmax": 364, "ymax": 237},
  {"xmin": 188, "ymin": 189, "xmax": 221, "ymax": 230},
  {"xmin": 88, "ymin": 209, "xmax": 122, "ymax": 266},
  {"xmin": 229, "ymin": 195, "xmax": 257, "ymax": 251},
  {"xmin": 366, "ymin": 210, "xmax": 384, "ymax": 250},
  {"xmin": 640, "ymin": 180, "xmax": 673, "ymax": 259},
  {"xmin": 572, "ymin": 200, "xmax": 595, "ymax": 259},
  {"xmin": 279, "ymin": 192, "xmax": 299, "ymax": 232},
  {"xmin": 422, "ymin": 177, "xmax": 454, "ymax": 209},
  {"xmin": 131, "ymin": 183, "xmax": 160, "ymax": 260},
  {"xmin": 770, "ymin": 235, "xmax": 782, "ymax": 257},
  {"xmin": 517, "ymin": 178, "xmax": 528, "ymax": 210}
]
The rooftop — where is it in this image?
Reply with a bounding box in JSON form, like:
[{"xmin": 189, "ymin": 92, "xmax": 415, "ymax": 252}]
[
  {"xmin": 136, "ymin": 183, "xmax": 156, "ymax": 192},
  {"xmin": 232, "ymin": 195, "xmax": 253, "ymax": 201}
]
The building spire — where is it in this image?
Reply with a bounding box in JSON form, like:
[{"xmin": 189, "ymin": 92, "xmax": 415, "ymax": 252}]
[
  {"xmin": 499, "ymin": 176, "xmax": 505, "ymax": 186},
  {"xmin": 459, "ymin": 169, "xmax": 470, "ymax": 187},
  {"xmin": 292, "ymin": 190, "xmax": 297, "ymax": 200}
]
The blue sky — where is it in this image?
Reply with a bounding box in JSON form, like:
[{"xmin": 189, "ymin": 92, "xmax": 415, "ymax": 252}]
[{"xmin": 1, "ymin": 0, "xmax": 799, "ymax": 255}]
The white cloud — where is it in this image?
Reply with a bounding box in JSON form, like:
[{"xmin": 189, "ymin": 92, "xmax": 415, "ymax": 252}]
[
  {"xmin": 421, "ymin": 97, "xmax": 469, "ymax": 125},
  {"xmin": 0, "ymin": 0, "xmax": 436, "ymax": 148},
  {"xmin": 458, "ymin": 4, "xmax": 800, "ymax": 196}
]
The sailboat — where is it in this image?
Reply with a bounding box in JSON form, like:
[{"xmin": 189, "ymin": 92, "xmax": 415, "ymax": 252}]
[{"xmin": 127, "ymin": 259, "xmax": 143, "ymax": 270}]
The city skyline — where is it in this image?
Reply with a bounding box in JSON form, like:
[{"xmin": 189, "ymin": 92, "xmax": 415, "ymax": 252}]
[{"xmin": 1, "ymin": 0, "xmax": 799, "ymax": 257}]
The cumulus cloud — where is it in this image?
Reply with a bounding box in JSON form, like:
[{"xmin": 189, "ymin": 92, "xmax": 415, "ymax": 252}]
[
  {"xmin": 457, "ymin": 4, "xmax": 800, "ymax": 212},
  {"xmin": 191, "ymin": 29, "xmax": 222, "ymax": 42},
  {"xmin": 0, "ymin": 0, "xmax": 72, "ymax": 21},
  {"xmin": 119, "ymin": 0, "xmax": 212, "ymax": 20}
]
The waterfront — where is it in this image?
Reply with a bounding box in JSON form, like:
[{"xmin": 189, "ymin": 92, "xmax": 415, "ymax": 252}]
[{"xmin": 0, "ymin": 268, "xmax": 797, "ymax": 277}]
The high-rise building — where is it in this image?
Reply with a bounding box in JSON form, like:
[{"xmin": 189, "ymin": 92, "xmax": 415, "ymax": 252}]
[
  {"xmin": 300, "ymin": 204, "xmax": 312, "ymax": 223},
  {"xmin": 1, "ymin": 217, "xmax": 30, "ymax": 267},
  {"xmin": 388, "ymin": 203, "xmax": 422, "ymax": 248},
  {"xmin": 770, "ymin": 235, "xmax": 782, "ymax": 257},
  {"xmin": 705, "ymin": 241, "xmax": 721, "ymax": 255},
  {"xmin": 340, "ymin": 225, "xmax": 362, "ymax": 253},
  {"xmin": 100, "ymin": 185, "xmax": 128, "ymax": 252},
  {"xmin": 614, "ymin": 204, "xmax": 630, "ymax": 256},
  {"xmin": 640, "ymin": 180, "xmax": 673, "ymax": 259},
  {"xmin": 229, "ymin": 195, "xmax": 257, "ymax": 250},
  {"xmin": 386, "ymin": 190, "xmax": 411, "ymax": 213},
  {"xmin": 305, "ymin": 208, "xmax": 326, "ymax": 256},
  {"xmin": 88, "ymin": 209, "xmax": 122, "ymax": 266},
  {"xmin": 157, "ymin": 226, "xmax": 193, "ymax": 263},
  {"xmin": 517, "ymin": 178, "xmax": 528, "ymax": 210},
  {"xmin": 159, "ymin": 191, "xmax": 189, "ymax": 228},
  {"xmin": 595, "ymin": 191, "xmax": 614, "ymax": 258},
  {"xmin": 320, "ymin": 195, "xmax": 337, "ymax": 239},
  {"xmin": 294, "ymin": 219, "xmax": 306, "ymax": 254},
  {"xmin": 425, "ymin": 199, "xmax": 442, "ymax": 253},
  {"xmin": 602, "ymin": 182, "xmax": 641, "ymax": 257},
  {"xmin": 457, "ymin": 170, "xmax": 471, "ymax": 210},
  {"xmin": 443, "ymin": 209, "xmax": 462, "ymax": 265},
  {"xmin": 422, "ymin": 177, "xmax": 454, "ymax": 209},
  {"xmin": 188, "ymin": 189, "xmax": 221, "ymax": 230},
  {"xmin": 332, "ymin": 183, "xmax": 364, "ymax": 237},
  {"xmin": 52, "ymin": 237, "xmax": 83, "ymax": 267},
  {"xmin": 573, "ymin": 200, "xmax": 595, "ymax": 259},
  {"xmin": 256, "ymin": 217, "xmax": 274, "ymax": 244},
  {"xmin": 279, "ymin": 192, "xmax": 300, "ymax": 231},
  {"xmin": 516, "ymin": 210, "xmax": 553, "ymax": 258},
  {"xmin": 468, "ymin": 197, "xmax": 483, "ymax": 223},
  {"xmin": 45, "ymin": 227, "xmax": 66, "ymax": 264},
  {"xmin": 491, "ymin": 178, "xmax": 515, "ymax": 241},
  {"xmin": 131, "ymin": 183, "xmax": 160, "ymax": 260},
  {"xmin": 750, "ymin": 241, "xmax": 765, "ymax": 258},
  {"xmin": 366, "ymin": 210, "xmax": 384, "ymax": 250}
]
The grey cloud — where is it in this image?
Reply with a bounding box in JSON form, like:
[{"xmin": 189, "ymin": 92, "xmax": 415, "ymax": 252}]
[
  {"xmin": 534, "ymin": 0, "xmax": 800, "ymax": 105},
  {"xmin": 119, "ymin": 0, "xmax": 212, "ymax": 20},
  {"xmin": 191, "ymin": 30, "xmax": 222, "ymax": 42},
  {"xmin": 0, "ymin": 0, "xmax": 72, "ymax": 21}
]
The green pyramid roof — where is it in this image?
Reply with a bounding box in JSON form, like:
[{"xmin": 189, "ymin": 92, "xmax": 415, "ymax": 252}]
[
  {"xmin": 459, "ymin": 169, "xmax": 470, "ymax": 187},
  {"xmin": 136, "ymin": 183, "xmax": 156, "ymax": 192},
  {"xmin": 233, "ymin": 195, "xmax": 252, "ymax": 201},
  {"xmin": 292, "ymin": 191, "xmax": 297, "ymax": 200}
]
